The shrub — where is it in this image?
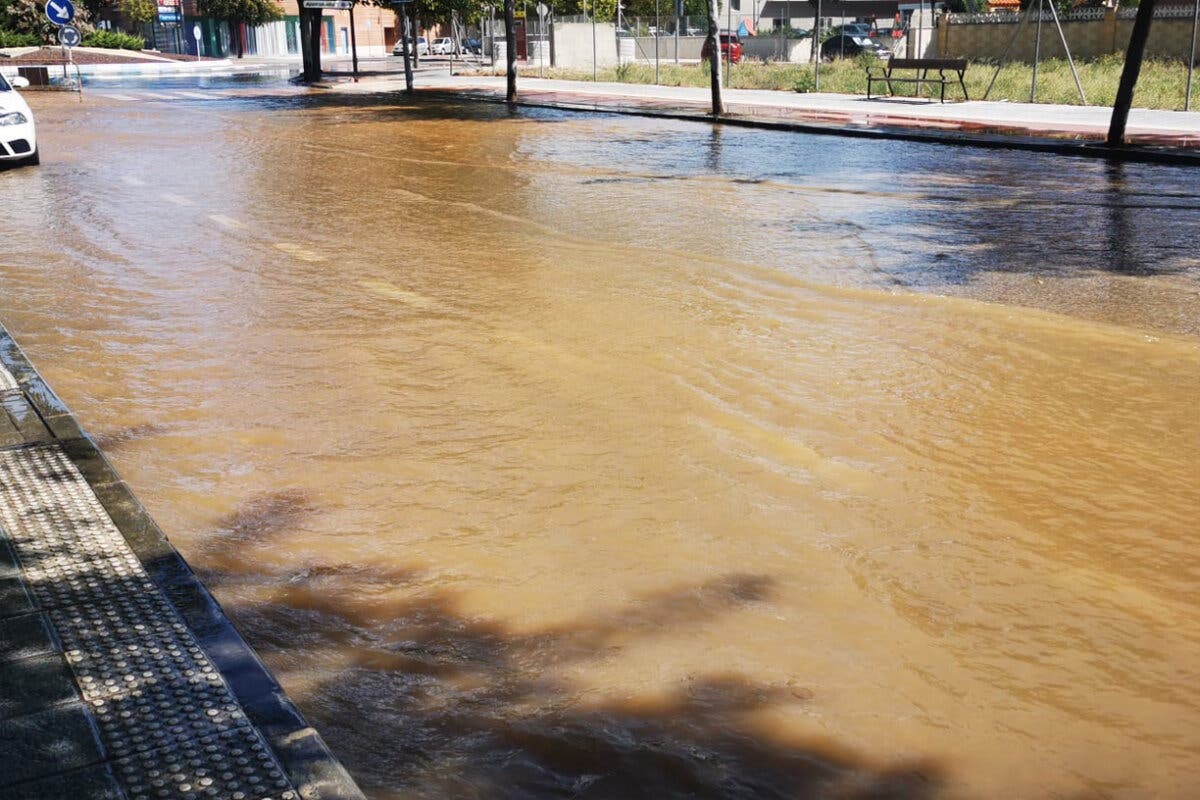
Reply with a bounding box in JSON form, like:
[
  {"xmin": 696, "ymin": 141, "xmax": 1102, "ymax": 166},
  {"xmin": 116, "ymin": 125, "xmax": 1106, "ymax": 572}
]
[
  {"xmin": 81, "ymin": 30, "xmax": 145, "ymax": 49},
  {"xmin": 793, "ymin": 69, "xmax": 815, "ymax": 93},
  {"xmin": 0, "ymin": 28, "xmax": 41, "ymax": 47}
]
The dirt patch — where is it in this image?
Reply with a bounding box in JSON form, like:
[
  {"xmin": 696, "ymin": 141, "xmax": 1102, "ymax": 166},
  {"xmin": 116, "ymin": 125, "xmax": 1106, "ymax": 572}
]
[{"xmin": 0, "ymin": 46, "xmax": 217, "ymax": 65}]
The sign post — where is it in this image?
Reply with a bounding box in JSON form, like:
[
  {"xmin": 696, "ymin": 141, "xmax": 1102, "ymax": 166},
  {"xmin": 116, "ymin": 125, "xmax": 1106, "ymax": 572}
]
[
  {"xmin": 57, "ymin": 22, "xmax": 80, "ymax": 89},
  {"xmin": 535, "ymin": 1, "xmax": 547, "ymax": 77},
  {"xmin": 348, "ymin": 1, "xmax": 358, "ymax": 78},
  {"xmin": 675, "ymin": 0, "xmax": 681, "ymax": 63},
  {"xmin": 45, "ymin": 2, "xmax": 77, "ymax": 87}
]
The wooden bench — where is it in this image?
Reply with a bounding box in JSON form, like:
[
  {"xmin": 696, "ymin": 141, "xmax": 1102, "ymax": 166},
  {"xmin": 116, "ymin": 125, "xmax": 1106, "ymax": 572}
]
[{"xmin": 867, "ymin": 57, "xmax": 969, "ymax": 103}]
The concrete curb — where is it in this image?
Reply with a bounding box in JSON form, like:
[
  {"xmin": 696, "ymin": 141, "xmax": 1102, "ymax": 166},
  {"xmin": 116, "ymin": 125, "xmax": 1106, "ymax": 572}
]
[{"xmin": 415, "ymin": 86, "xmax": 1200, "ymax": 167}]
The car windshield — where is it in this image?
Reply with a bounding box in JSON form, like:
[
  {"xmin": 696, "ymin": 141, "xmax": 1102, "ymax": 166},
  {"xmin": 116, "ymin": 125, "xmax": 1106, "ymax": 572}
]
[{"xmin": 0, "ymin": 74, "xmax": 10, "ymax": 92}]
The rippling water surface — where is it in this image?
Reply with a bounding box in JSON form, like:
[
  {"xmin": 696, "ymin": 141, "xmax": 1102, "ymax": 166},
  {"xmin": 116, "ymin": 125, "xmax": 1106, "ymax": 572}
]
[{"xmin": 2, "ymin": 86, "xmax": 1199, "ymax": 799}]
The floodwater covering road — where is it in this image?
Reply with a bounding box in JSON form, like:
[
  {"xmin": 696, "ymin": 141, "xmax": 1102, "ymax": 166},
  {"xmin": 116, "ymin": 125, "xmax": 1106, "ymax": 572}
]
[{"xmin": 2, "ymin": 79, "xmax": 1198, "ymax": 800}]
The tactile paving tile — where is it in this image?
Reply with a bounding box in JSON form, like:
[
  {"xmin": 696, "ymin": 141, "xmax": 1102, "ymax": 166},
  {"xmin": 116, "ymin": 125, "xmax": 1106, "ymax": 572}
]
[
  {"xmin": 0, "ymin": 365, "xmax": 16, "ymax": 393},
  {"xmin": 65, "ymin": 637, "xmax": 226, "ymax": 703},
  {"xmin": 88, "ymin": 675, "xmax": 252, "ymax": 759},
  {"xmin": 0, "ymin": 446, "xmax": 157, "ymax": 607},
  {"xmin": 115, "ymin": 726, "xmax": 298, "ymax": 800},
  {"xmin": 50, "ymin": 593, "xmax": 190, "ymax": 649},
  {"xmin": 20, "ymin": 553, "xmax": 156, "ymax": 609},
  {"xmin": 0, "ymin": 443, "xmax": 301, "ymax": 800}
]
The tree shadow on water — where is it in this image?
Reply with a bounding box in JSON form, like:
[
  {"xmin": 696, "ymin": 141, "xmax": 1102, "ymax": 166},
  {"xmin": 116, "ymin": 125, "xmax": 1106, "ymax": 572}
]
[{"xmin": 192, "ymin": 493, "xmax": 945, "ymax": 800}]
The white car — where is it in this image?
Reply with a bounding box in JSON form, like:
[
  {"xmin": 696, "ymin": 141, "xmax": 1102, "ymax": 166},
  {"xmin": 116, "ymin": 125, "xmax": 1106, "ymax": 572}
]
[
  {"xmin": 430, "ymin": 37, "xmax": 458, "ymax": 55},
  {"xmin": 391, "ymin": 36, "xmax": 429, "ymax": 57},
  {"xmin": 0, "ymin": 73, "xmax": 37, "ymax": 167}
]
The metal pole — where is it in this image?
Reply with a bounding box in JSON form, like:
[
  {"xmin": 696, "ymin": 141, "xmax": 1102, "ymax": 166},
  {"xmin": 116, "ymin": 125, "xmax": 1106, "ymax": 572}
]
[
  {"xmin": 725, "ymin": 0, "xmax": 731, "ymax": 86},
  {"xmin": 591, "ymin": 0, "xmax": 597, "ymax": 80},
  {"xmin": 917, "ymin": 0, "xmax": 923, "ymax": 57},
  {"xmin": 1187, "ymin": 0, "xmax": 1198, "ymax": 110},
  {"xmin": 983, "ymin": 4, "xmax": 1029, "ymax": 99},
  {"xmin": 1031, "ymin": 0, "xmax": 1043, "ymax": 102},
  {"xmin": 349, "ymin": 2, "xmax": 359, "ymax": 78},
  {"xmin": 655, "ymin": 0, "xmax": 660, "ymax": 82},
  {"xmin": 777, "ymin": 0, "xmax": 783, "ymax": 61},
  {"xmin": 814, "ymin": 0, "xmax": 821, "ymax": 88},
  {"xmin": 1046, "ymin": 0, "xmax": 1085, "ymax": 104}
]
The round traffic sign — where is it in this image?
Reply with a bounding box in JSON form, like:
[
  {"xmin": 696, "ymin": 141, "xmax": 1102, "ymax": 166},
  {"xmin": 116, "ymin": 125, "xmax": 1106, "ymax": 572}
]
[
  {"xmin": 44, "ymin": 0, "xmax": 75, "ymax": 25},
  {"xmin": 536, "ymin": 1, "xmax": 547, "ymax": 16},
  {"xmin": 58, "ymin": 23, "xmax": 81, "ymax": 47},
  {"xmin": 193, "ymin": 23, "xmax": 201, "ymax": 40}
]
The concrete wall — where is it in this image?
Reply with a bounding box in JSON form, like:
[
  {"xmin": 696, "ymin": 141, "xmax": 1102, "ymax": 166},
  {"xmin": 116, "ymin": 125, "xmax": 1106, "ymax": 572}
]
[
  {"xmin": 935, "ymin": 8, "xmax": 1200, "ymax": 62},
  {"xmin": 629, "ymin": 35, "xmax": 705, "ymax": 60},
  {"xmin": 552, "ymin": 22, "xmax": 619, "ymax": 68}
]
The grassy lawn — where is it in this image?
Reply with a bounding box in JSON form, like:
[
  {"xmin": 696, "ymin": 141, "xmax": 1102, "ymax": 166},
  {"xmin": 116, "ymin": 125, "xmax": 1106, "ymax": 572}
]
[{"xmin": 527, "ymin": 55, "xmax": 1196, "ymax": 111}]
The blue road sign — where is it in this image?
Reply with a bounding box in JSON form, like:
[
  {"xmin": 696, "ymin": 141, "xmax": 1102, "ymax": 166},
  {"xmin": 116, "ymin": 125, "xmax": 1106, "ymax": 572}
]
[
  {"xmin": 58, "ymin": 23, "xmax": 81, "ymax": 46},
  {"xmin": 44, "ymin": 0, "xmax": 75, "ymax": 25}
]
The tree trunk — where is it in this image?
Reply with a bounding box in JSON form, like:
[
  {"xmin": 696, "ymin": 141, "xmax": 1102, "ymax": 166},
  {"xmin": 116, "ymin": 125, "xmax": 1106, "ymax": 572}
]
[
  {"xmin": 504, "ymin": 0, "xmax": 517, "ymax": 101},
  {"xmin": 298, "ymin": 10, "xmax": 312, "ymax": 76},
  {"xmin": 236, "ymin": 23, "xmax": 244, "ymax": 58},
  {"xmin": 300, "ymin": 8, "xmax": 323, "ymax": 81},
  {"xmin": 705, "ymin": 0, "xmax": 723, "ymax": 116},
  {"xmin": 1107, "ymin": 0, "xmax": 1156, "ymax": 146},
  {"xmin": 311, "ymin": 10, "xmax": 323, "ymax": 79}
]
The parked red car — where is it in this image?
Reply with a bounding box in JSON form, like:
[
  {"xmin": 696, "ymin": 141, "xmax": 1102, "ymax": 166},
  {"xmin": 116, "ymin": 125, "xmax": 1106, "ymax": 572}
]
[{"xmin": 700, "ymin": 32, "xmax": 743, "ymax": 64}]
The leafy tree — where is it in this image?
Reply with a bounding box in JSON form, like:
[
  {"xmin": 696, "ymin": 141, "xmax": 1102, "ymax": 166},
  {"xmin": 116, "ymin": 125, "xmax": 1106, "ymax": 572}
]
[
  {"xmin": 118, "ymin": 0, "xmax": 155, "ymax": 29},
  {"xmin": 622, "ymin": 0, "xmax": 706, "ymax": 22},
  {"xmin": 1, "ymin": 0, "xmax": 92, "ymax": 40},
  {"xmin": 197, "ymin": 0, "xmax": 283, "ymax": 56}
]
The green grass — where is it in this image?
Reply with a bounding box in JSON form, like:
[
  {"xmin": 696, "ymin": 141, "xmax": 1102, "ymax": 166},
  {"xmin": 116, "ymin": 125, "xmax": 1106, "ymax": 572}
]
[{"xmin": 533, "ymin": 56, "xmax": 1197, "ymax": 111}]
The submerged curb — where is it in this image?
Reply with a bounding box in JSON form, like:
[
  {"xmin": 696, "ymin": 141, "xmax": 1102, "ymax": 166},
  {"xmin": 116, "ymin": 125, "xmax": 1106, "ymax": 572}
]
[
  {"xmin": 416, "ymin": 85, "xmax": 1200, "ymax": 167},
  {"xmin": 0, "ymin": 323, "xmax": 366, "ymax": 800}
]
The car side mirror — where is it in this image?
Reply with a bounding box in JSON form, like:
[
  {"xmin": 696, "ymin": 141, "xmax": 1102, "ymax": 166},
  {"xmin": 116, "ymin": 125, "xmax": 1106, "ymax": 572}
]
[{"xmin": 11, "ymin": 76, "xmax": 30, "ymax": 89}]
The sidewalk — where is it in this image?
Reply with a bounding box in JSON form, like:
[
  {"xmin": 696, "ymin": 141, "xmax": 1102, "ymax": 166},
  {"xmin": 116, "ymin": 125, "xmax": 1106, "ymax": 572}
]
[
  {"xmin": 340, "ymin": 72, "xmax": 1200, "ymax": 154},
  {"xmin": 0, "ymin": 325, "xmax": 366, "ymax": 800}
]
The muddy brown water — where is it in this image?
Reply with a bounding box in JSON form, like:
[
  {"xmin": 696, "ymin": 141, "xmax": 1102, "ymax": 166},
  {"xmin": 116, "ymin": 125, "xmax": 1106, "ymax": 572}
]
[{"xmin": 2, "ymin": 86, "xmax": 1199, "ymax": 799}]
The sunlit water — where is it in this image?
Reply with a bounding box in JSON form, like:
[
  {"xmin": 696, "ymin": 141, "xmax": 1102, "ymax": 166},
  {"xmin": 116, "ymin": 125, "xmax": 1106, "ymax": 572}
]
[{"xmin": 2, "ymin": 86, "xmax": 1199, "ymax": 799}]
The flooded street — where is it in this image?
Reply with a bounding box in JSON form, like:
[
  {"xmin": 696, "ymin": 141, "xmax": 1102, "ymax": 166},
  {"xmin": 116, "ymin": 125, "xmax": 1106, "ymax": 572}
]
[{"xmin": 2, "ymin": 82, "xmax": 1199, "ymax": 799}]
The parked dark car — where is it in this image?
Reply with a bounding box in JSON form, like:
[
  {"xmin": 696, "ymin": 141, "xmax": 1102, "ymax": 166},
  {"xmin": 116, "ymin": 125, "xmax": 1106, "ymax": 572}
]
[
  {"xmin": 829, "ymin": 22, "xmax": 876, "ymax": 39},
  {"xmin": 700, "ymin": 32, "xmax": 743, "ymax": 64},
  {"xmin": 464, "ymin": 37, "xmax": 482, "ymax": 54},
  {"xmin": 821, "ymin": 33, "xmax": 890, "ymax": 60}
]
